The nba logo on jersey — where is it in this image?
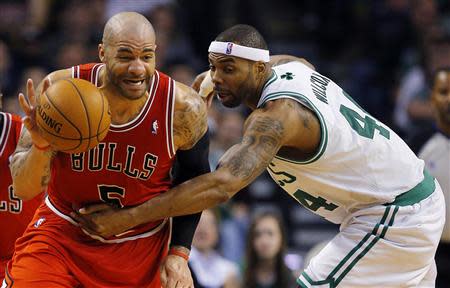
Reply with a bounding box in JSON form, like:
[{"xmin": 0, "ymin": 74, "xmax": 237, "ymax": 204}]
[
  {"xmin": 34, "ymin": 217, "xmax": 46, "ymax": 228},
  {"xmin": 226, "ymin": 43, "xmax": 233, "ymax": 54},
  {"xmin": 152, "ymin": 120, "xmax": 159, "ymax": 134}
]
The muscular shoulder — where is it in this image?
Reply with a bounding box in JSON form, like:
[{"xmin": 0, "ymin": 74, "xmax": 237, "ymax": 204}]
[{"xmin": 173, "ymin": 81, "xmax": 208, "ymax": 150}]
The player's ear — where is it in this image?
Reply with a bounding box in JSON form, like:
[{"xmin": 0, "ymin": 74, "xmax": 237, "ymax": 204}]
[
  {"xmin": 254, "ymin": 61, "xmax": 267, "ymax": 79},
  {"xmin": 98, "ymin": 44, "xmax": 106, "ymax": 63}
]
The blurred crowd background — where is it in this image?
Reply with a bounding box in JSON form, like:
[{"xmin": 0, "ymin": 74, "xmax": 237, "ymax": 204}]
[{"xmin": 1, "ymin": 0, "xmax": 450, "ymax": 286}]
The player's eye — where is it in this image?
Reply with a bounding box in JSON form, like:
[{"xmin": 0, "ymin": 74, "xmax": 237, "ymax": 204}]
[{"xmin": 224, "ymin": 66, "xmax": 234, "ymax": 73}]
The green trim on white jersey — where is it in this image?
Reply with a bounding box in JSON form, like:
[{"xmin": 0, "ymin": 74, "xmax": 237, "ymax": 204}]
[
  {"xmin": 260, "ymin": 91, "xmax": 328, "ymax": 164},
  {"xmin": 262, "ymin": 70, "xmax": 278, "ymax": 91}
]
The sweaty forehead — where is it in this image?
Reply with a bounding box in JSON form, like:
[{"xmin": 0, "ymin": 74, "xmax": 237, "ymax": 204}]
[{"xmin": 112, "ymin": 27, "xmax": 155, "ymax": 48}]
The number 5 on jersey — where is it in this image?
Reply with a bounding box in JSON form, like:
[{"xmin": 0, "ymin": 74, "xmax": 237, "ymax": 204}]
[{"xmin": 98, "ymin": 185, "xmax": 125, "ymax": 208}]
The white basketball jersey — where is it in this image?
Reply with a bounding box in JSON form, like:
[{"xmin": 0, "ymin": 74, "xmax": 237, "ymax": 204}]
[{"xmin": 258, "ymin": 62, "xmax": 424, "ymax": 223}]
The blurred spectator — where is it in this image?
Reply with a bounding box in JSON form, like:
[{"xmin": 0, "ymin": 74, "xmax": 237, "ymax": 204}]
[
  {"xmin": 209, "ymin": 110, "xmax": 244, "ymax": 170},
  {"xmin": 147, "ymin": 4, "xmax": 200, "ymax": 71},
  {"xmin": 2, "ymin": 96, "xmax": 22, "ymax": 116},
  {"xmin": 0, "ymin": 40, "xmax": 14, "ymax": 96},
  {"xmin": 54, "ymin": 43, "xmax": 90, "ymax": 70},
  {"xmin": 3, "ymin": 66, "xmax": 48, "ymax": 115},
  {"xmin": 167, "ymin": 63, "xmax": 196, "ymax": 86},
  {"xmin": 243, "ymin": 210, "xmax": 297, "ymax": 288},
  {"xmin": 16, "ymin": 66, "xmax": 48, "ymax": 93},
  {"xmin": 105, "ymin": 0, "xmax": 172, "ymax": 19},
  {"xmin": 393, "ymin": 0, "xmax": 449, "ymax": 151},
  {"xmin": 219, "ymin": 201, "xmax": 250, "ymax": 265},
  {"xmin": 190, "ymin": 209, "xmax": 241, "ymax": 288},
  {"xmin": 418, "ymin": 67, "xmax": 450, "ymax": 288}
]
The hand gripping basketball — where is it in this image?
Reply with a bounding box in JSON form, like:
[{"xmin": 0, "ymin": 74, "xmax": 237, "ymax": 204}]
[
  {"xmin": 18, "ymin": 78, "xmax": 52, "ymax": 150},
  {"xmin": 35, "ymin": 78, "xmax": 111, "ymax": 154}
]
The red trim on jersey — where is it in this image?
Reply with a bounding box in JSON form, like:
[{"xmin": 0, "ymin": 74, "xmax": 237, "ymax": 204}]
[
  {"xmin": 166, "ymin": 79, "xmax": 176, "ymax": 158},
  {"xmin": 109, "ymin": 71, "xmax": 160, "ymax": 132},
  {"xmin": 94, "ymin": 64, "xmax": 104, "ymax": 87},
  {"xmin": 89, "ymin": 63, "xmax": 102, "ymax": 85},
  {"xmin": 0, "ymin": 113, "xmax": 12, "ymax": 156}
]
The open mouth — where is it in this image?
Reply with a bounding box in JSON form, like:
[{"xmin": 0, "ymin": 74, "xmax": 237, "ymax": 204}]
[{"xmin": 123, "ymin": 79, "xmax": 145, "ymax": 86}]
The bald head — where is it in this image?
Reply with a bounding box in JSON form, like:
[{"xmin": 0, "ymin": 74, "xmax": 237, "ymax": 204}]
[{"xmin": 102, "ymin": 12, "xmax": 156, "ymax": 46}]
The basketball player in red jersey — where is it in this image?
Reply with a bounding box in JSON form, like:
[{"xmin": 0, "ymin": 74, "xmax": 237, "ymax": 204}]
[
  {"xmin": 0, "ymin": 94, "xmax": 43, "ymax": 280},
  {"xmin": 5, "ymin": 12, "xmax": 209, "ymax": 288}
]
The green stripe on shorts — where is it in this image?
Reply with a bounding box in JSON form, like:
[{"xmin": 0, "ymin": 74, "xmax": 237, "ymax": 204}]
[{"xmin": 298, "ymin": 205, "xmax": 399, "ymax": 287}]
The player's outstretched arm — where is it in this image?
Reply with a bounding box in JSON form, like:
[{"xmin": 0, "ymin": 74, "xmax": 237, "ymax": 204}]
[
  {"xmin": 128, "ymin": 98, "xmax": 319, "ymax": 221},
  {"xmin": 130, "ymin": 106, "xmax": 288, "ymax": 220},
  {"xmin": 10, "ymin": 69, "xmax": 71, "ymax": 200}
]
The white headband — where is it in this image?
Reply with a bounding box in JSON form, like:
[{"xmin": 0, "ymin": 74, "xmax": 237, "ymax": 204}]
[{"xmin": 208, "ymin": 41, "xmax": 270, "ymax": 62}]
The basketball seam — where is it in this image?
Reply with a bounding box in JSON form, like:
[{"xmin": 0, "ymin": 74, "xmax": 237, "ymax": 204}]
[
  {"xmin": 65, "ymin": 79, "xmax": 91, "ymax": 151},
  {"xmin": 43, "ymin": 91, "xmax": 83, "ymax": 150}
]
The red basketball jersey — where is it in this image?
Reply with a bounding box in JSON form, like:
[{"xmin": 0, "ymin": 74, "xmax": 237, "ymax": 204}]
[
  {"xmin": 0, "ymin": 113, "xmax": 43, "ymax": 269},
  {"xmin": 46, "ymin": 63, "xmax": 176, "ymax": 241}
]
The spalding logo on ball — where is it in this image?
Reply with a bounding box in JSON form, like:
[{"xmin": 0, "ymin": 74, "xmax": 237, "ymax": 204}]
[
  {"xmin": 36, "ymin": 78, "xmax": 111, "ymax": 154},
  {"xmin": 37, "ymin": 102, "xmax": 63, "ymax": 134}
]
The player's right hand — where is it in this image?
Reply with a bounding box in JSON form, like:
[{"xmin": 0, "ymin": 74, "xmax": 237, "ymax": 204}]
[{"xmin": 18, "ymin": 78, "xmax": 51, "ymax": 148}]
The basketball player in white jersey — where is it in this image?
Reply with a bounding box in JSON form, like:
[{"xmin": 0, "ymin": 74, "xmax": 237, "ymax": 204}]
[{"xmin": 73, "ymin": 25, "xmax": 445, "ymax": 287}]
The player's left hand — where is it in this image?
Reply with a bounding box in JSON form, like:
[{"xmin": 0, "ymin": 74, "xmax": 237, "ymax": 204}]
[
  {"xmin": 70, "ymin": 204, "xmax": 137, "ymax": 238},
  {"xmin": 191, "ymin": 70, "xmax": 214, "ymax": 108},
  {"xmin": 160, "ymin": 252, "xmax": 193, "ymax": 288}
]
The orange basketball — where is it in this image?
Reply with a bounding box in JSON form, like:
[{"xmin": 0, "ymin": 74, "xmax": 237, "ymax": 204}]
[{"xmin": 36, "ymin": 78, "xmax": 111, "ymax": 154}]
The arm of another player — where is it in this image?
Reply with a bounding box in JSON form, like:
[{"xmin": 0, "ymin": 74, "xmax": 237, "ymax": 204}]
[
  {"xmin": 74, "ymin": 100, "xmax": 319, "ymax": 235},
  {"xmin": 10, "ymin": 69, "xmax": 71, "ymax": 200},
  {"xmin": 129, "ymin": 98, "xmax": 318, "ymax": 221}
]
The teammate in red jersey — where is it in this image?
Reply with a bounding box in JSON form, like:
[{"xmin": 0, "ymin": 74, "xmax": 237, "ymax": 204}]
[
  {"xmin": 0, "ymin": 93, "xmax": 43, "ymax": 280},
  {"xmin": 5, "ymin": 12, "xmax": 209, "ymax": 288}
]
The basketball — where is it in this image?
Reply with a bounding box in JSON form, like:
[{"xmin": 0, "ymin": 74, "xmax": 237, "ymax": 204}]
[{"xmin": 36, "ymin": 78, "xmax": 111, "ymax": 153}]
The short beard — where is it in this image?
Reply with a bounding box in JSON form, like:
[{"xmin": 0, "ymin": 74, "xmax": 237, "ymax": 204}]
[{"xmin": 106, "ymin": 67, "xmax": 149, "ymax": 100}]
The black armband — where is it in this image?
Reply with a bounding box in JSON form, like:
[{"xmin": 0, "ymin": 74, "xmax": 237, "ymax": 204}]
[{"xmin": 171, "ymin": 130, "xmax": 210, "ymax": 249}]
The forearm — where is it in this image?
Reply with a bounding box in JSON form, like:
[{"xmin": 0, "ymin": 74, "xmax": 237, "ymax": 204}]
[
  {"xmin": 10, "ymin": 146, "xmax": 53, "ymax": 200},
  {"xmin": 133, "ymin": 170, "xmax": 235, "ymax": 225}
]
